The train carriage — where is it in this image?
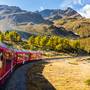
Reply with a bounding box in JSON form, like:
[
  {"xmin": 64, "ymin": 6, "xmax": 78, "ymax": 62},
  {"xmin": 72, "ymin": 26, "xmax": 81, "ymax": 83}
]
[
  {"xmin": 0, "ymin": 43, "xmax": 17, "ymax": 86},
  {"xmin": 30, "ymin": 52, "xmax": 42, "ymax": 61},
  {"xmin": 16, "ymin": 50, "xmax": 30, "ymax": 66},
  {"xmin": 0, "ymin": 42, "xmax": 42, "ymax": 86}
]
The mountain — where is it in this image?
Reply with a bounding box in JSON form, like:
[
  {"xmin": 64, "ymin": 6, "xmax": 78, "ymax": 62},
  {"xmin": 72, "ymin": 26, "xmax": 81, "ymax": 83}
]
[
  {"xmin": 0, "ymin": 5, "xmax": 26, "ymax": 14},
  {"xmin": 0, "ymin": 5, "xmax": 53, "ymax": 25},
  {"xmin": 0, "ymin": 5, "xmax": 82, "ymax": 26},
  {"xmin": 0, "ymin": 5, "xmax": 88, "ymax": 40},
  {"xmin": 48, "ymin": 25, "xmax": 79, "ymax": 37},
  {"xmin": 36, "ymin": 7, "xmax": 82, "ymax": 18},
  {"xmin": 45, "ymin": 15, "xmax": 63, "ymax": 21},
  {"xmin": 53, "ymin": 17, "xmax": 90, "ymax": 38}
]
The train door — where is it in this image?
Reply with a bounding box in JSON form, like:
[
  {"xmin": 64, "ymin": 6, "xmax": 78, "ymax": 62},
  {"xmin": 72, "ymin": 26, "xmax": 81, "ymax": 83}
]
[
  {"xmin": 13, "ymin": 52, "xmax": 17, "ymax": 68},
  {"xmin": 37, "ymin": 54, "xmax": 38, "ymax": 60},
  {"xmin": 11, "ymin": 52, "xmax": 14, "ymax": 73},
  {"xmin": 0, "ymin": 50, "xmax": 5, "ymax": 83},
  {"xmin": 4, "ymin": 51, "xmax": 12, "ymax": 81},
  {"xmin": 23, "ymin": 54, "xmax": 25, "ymax": 64}
]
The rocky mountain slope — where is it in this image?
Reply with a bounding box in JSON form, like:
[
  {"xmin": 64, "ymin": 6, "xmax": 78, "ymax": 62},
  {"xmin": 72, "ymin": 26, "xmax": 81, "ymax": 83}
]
[
  {"xmin": 0, "ymin": 5, "xmax": 88, "ymax": 40},
  {"xmin": 36, "ymin": 7, "xmax": 82, "ymax": 18},
  {"xmin": 0, "ymin": 5, "xmax": 53, "ymax": 25},
  {"xmin": 53, "ymin": 17, "xmax": 90, "ymax": 38},
  {"xmin": 45, "ymin": 15, "xmax": 63, "ymax": 21}
]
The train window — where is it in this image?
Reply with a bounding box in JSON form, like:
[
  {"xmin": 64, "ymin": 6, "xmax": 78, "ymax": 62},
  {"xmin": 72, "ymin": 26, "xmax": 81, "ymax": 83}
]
[
  {"xmin": 14, "ymin": 53, "xmax": 16, "ymax": 61},
  {"xmin": 38, "ymin": 54, "xmax": 41, "ymax": 57},
  {"xmin": 6, "ymin": 51, "xmax": 11, "ymax": 66},
  {"xmin": 31, "ymin": 54, "xmax": 36, "ymax": 57},
  {"xmin": 18, "ymin": 54, "xmax": 22, "ymax": 60},
  {"xmin": 0, "ymin": 51, "xmax": 4, "ymax": 69},
  {"xmin": 25, "ymin": 54, "xmax": 30, "ymax": 59}
]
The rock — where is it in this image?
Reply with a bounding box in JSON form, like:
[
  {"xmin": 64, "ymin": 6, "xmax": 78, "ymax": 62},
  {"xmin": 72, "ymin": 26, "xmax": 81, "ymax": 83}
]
[
  {"xmin": 66, "ymin": 81, "xmax": 69, "ymax": 83},
  {"xmin": 50, "ymin": 64, "xmax": 52, "ymax": 66},
  {"xmin": 66, "ymin": 62, "xmax": 70, "ymax": 65},
  {"xmin": 83, "ymin": 62, "xmax": 86, "ymax": 64}
]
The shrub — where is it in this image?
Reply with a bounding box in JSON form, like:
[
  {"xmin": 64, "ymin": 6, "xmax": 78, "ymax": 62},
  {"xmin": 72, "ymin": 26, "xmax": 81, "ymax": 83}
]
[
  {"xmin": 22, "ymin": 45, "xmax": 30, "ymax": 49},
  {"xmin": 69, "ymin": 62, "xmax": 78, "ymax": 65},
  {"xmin": 70, "ymin": 53, "xmax": 77, "ymax": 56},
  {"xmin": 84, "ymin": 79, "xmax": 90, "ymax": 86}
]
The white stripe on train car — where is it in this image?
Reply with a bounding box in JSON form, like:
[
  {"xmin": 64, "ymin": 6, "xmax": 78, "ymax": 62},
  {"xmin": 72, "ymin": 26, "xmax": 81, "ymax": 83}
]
[{"xmin": 17, "ymin": 59, "xmax": 30, "ymax": 64}]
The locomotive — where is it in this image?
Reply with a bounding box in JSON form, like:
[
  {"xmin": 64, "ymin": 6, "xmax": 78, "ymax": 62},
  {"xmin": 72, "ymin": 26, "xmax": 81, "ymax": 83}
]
[{"xmin": 0, "ymin": 42, "xmax": 42, "ymax": 86}]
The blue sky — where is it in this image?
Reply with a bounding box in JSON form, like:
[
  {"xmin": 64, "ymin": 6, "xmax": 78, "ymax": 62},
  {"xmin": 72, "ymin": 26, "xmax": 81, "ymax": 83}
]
[{"xmin": 0, "ymin": 0, "xmax": 90, "ymax": 18}]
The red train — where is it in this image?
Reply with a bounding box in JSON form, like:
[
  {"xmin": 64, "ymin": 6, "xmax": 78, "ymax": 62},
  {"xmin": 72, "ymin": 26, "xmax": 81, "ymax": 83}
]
[{"xmin": 0, "ymin": 42, "xmax": 42, "ymax": 86}]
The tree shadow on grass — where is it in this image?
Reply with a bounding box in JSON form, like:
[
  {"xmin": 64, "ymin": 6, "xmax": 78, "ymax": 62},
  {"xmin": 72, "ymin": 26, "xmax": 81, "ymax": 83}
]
[{"xmin": 25, "ymin": 61, "xmax": 56, "ymax": 90}]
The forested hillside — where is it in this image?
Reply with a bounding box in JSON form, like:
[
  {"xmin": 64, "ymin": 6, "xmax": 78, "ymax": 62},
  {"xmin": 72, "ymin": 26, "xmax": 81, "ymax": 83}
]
[{"xmin": 0, "ymin": 30, "xmax": 89, "ymax": 56}]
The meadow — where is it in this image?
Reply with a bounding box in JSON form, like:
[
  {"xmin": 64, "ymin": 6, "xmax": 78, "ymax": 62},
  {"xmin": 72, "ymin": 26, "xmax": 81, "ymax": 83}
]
[{"xmin": 26, "ymin": 57, "xmax": 90, "ymax": 90}]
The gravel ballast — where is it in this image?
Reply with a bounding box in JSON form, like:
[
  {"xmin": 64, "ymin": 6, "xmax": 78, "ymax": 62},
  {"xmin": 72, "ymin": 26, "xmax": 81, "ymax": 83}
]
[{"xmin": 3, "ymin": 60, "xmax": 42, "ymax": 90}]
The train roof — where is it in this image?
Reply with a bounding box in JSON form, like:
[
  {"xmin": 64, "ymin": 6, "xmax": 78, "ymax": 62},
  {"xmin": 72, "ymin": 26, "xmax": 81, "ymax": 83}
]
[
  {"xmin": 14, "ymin": 49, "xmax": 30, "ymax": 53},
  {"xmin": 15, "ymin": 49, "xmax": 42, "ymax": 53},
  {"xmin": 30, "ymin": 51, "xmax": 42, "ymax": 53},
  {"xmin": 0, "ymin": 42, "xmax": 14, "ymax": 51},
  {"xmin": 0, "ymin": 42, "xmax": 42, "ymax": 53}
]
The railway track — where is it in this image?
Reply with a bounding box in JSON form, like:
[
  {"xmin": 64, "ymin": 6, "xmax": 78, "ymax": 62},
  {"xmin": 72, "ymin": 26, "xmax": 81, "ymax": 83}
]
[{"xmin": 1, "ymin": 55, "xmax": 90, "ymax": 90}]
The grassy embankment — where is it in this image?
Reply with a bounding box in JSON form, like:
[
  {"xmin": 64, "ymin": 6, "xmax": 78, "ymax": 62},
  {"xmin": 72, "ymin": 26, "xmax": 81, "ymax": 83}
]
[{"xmin": 26, "ymin": 57, "xmax": 90, "ymax": 90}]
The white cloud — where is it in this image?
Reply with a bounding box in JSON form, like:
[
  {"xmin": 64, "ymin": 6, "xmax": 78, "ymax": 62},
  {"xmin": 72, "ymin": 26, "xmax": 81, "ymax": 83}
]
[
  {"xmin": 78, "ymin": 4, "xmax": 90, "ymax": 18},
  {"xmin": 73, "ymin": 0, "xmax": 84, "ymax": 5},
  {"xmin": 60, "ymin": 0, "xmax": 85, "ymax": 8},
  {"xmin": 68, "ymin": 5, "xmax": 74, "ymax": 8},
  {"xmin": 40, "ymin": 7, "xmax": 43, "ymax": 10}
]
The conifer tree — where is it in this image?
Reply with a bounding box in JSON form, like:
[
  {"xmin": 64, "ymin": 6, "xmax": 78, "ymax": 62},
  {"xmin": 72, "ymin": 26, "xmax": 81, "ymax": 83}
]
[
  {"xmin": 17, "ymin": 36, "xmax": 21, "ymax": 41},
  {"xmin": 71, "ymin": 40, "xmax": 80, "ymax": 49},
  {"xmin": 58, "ymin": 38, "xmax": 64, "ymax": 44},
  {"xmin": 0, "ymin": 31, "xmax": 2, "ymax": 35},
  {"xmin": 4, "ymin": 30, "xmax": 9, "ymax": 35},
  {"xmin": 28, "ymin": 35, "xmax": 35, "ymax": 45},
  {"xmin": 43, "ymin": 36, "xmax": 48, "ymax": 44},
  {"xmin": 53, "ymin": 36, "xmax": 58, "ymax": 46},
  {"xmin": 30, "ymin": 45, "xmax": 35, "ymax": 51},
  {"xmin": 0, "ymin": 34, "xmax": 4, "ymax": 42},
  {"xmin": 47, "ymin": 37, "xmax": 54, "ymax": 49},
  {"xmin": 56, "ymin": 44, "xmax": 62, "ymax": 51},
  {"xmin": 35, "ymin": 36, "xmax": 42, "ymax": 45},
  {"xmin": 40, "ymin": 38, "xmax": 46, "ymax": 47}
]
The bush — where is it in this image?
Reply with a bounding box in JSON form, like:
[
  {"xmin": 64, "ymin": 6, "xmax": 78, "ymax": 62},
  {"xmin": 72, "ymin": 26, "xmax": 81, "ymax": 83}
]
[
  {"xmin": 69, "ymin": 62, "xmax": 78, "ymax": 65},
  {"xmin": 70, "ymin": 53, "xmax": 77, "ymax": 56},
  {"xmin": 84, "ymin": 79, "xmax": 90, "ymax": 86},
  {"xmin": 22, "ymin": 45, "xmax": 30, "ymax": 49}
]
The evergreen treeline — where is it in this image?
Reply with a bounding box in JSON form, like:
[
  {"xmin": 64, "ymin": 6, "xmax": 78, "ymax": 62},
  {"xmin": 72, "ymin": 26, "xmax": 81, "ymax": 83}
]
[
  {"xmin": 0, "ymin": 30, "xmax": 88, "ymax": 55},
  {"xmin": 28, "ymin": 35, "xmax": 87, "ymax": 55}
]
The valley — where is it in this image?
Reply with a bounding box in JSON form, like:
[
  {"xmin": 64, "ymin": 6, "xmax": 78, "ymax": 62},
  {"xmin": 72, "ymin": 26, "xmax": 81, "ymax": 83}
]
[{"xmin": 0, "ymin": 5, "xmax": 90, "ymax": 51}]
